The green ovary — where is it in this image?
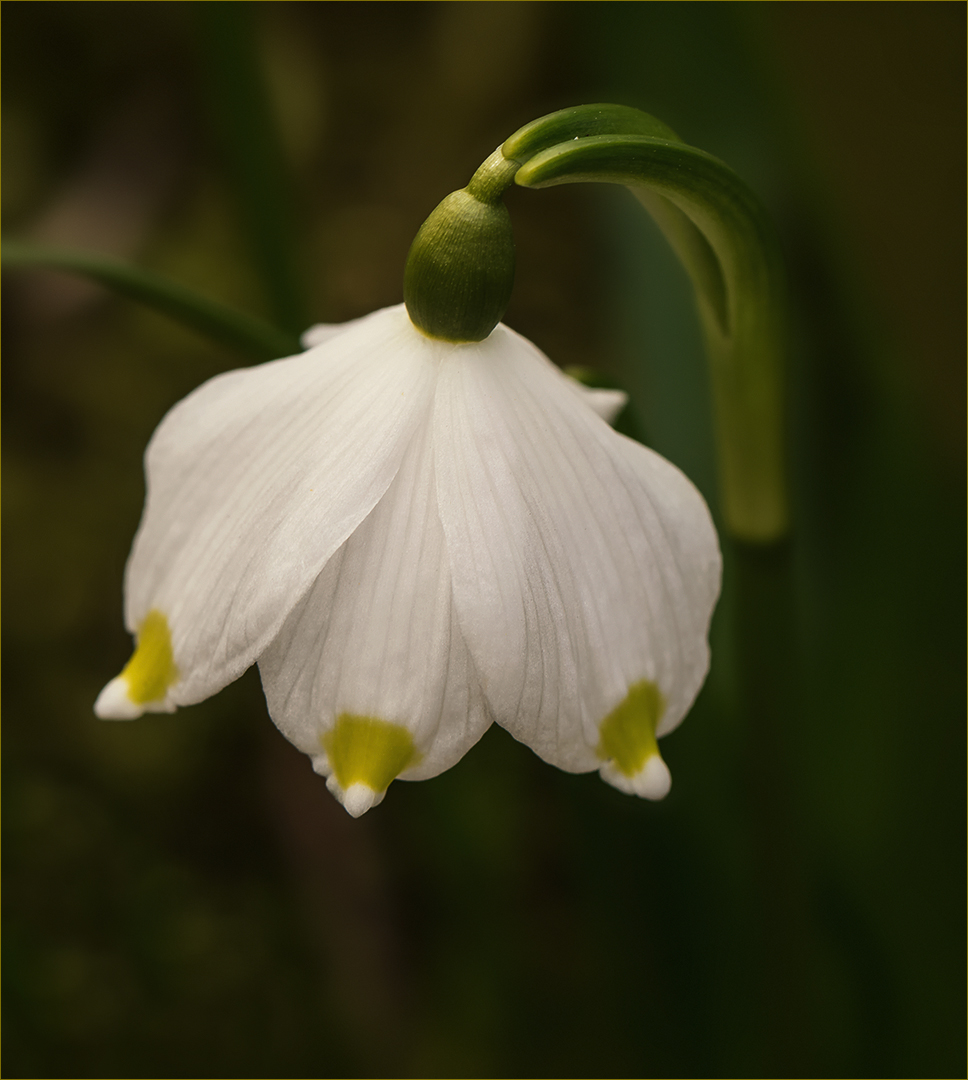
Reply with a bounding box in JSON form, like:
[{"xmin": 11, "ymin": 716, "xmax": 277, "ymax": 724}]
[
  {"xmin": 122, "ymin": 609, "xmax": 179, "ymax": 705},
  {"xmin": 596, "ymin": 680, "xmax": 666, "ymax": 776},
  {"xmin": 322, "ymin": 715, "xmax": 421, "ymax": 793}
]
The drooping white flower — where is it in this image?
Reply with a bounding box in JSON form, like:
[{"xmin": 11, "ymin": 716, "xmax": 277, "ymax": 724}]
[{"xmin": 96, "ymin": 304, "xmax": 721, "ymax": 816}]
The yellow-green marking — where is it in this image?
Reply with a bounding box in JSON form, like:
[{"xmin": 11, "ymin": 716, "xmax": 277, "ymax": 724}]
[
  {"xmin": 596, "ymin": 679, "xmax": 666, "ymax": 776},
  {"xmin": 121, "ymin": 609, "xmax": 179, "ymax": 705},
  {"xmin": 322, "ymin": 714, "xmax": 421, "ymax": 794}
]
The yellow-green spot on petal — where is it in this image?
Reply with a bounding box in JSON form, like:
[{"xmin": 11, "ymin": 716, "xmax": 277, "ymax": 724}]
[
  {"xmin": 596, "ymin": 680, "xmax": 666, "ymax": 777},
  {"xmin": 322, "ymin": 714, "xmax": 421, "ymax": 794},
  {"xmin": 122, "ymin": 609, "xmax": 179, "ymax": 705}
]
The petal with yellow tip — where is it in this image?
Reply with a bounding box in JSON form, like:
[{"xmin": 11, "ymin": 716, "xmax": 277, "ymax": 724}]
[
  {"xmin": 596, "ymin": 680, "xmax": 672, "ymax": 800},
  {"xmin": 318, "ymin": 715, "xmax": 420, "ymax": 818},
  {"xmin": 258, "ymin": 412, "xmax": 490, "ymax": 816},
  {"xmin": 433, "ymin": 323, "xmax": 720, "ymax": 793},
  {"xmin": 123, "ymin": 306, "xmax": 438, "ymax": 711},
  {"xmin": 94, "ymin": 609, "xmax": 179, "ymax": 719}
]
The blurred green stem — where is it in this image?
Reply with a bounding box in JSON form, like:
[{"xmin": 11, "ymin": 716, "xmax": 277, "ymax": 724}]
[
  {"xmin": 195, "ymin": 1, "xmax": 309, "ymax": 336},
  {"xmin": 2, "ymin": 241, "xmax": 301, "ymax": 360},
  {"xmin": 733, "ymin": 539, "xmax": 809, "ymax": 1074}
]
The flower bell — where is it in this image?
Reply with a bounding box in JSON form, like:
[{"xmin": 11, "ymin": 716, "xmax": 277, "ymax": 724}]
[{"xmin": 95, "ymin": 138, "xmax": 721, "ymax": 817}]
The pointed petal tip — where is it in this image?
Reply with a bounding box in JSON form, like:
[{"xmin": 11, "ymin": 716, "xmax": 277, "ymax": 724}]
[
  {"xmin": 326, "ymin": 776, "xmax": 385, "ymax": 818},
  {"xmin": 94, "ymin": 676, "xmax": 144, "ymax": 720},
  {"xmin": 638, "ymin": 754, "xmax": 672, "ymax": 800},
  {"xmin": 582, "ymin": 386, "xmax": 629, "ymax": 425},
  {"xmin": 300, "ymin": 323, "xmax": 342, "ymax": 350},
  {"xmin": 600, "ymin": 753, "xmax": 672, "ymax": 801}
]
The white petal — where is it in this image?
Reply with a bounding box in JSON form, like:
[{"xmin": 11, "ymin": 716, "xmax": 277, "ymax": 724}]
[
  {"xmin": 600, "ymin": 753, "xmax": 672, "ymax": 801},
  {"xmin": 94, "ymin": 676, "xmax": 152, "ymax": 720},
  {"xmin": 433, "ymin": 323, "xmax": 721, "ymax": 790},
  {"xmin": 123, "ymin": 305, "xmax": 440, "ymax": 708},
  {"xmin": 568, "ymin": 381, "xmax": 629, "ymax": 425},
  {"xmin": 337, "ymin": 782, "xmax": 385, "ymax": 819},
  {"xmin": 257, "ymin": 413, "xmax": 491, "ymax": 813},
  {"xmin": 300, "ymin": 316, "xmax": 369, "ymax": 350}
]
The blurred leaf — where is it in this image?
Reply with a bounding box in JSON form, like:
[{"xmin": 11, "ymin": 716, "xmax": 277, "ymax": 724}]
[
  {"xmin": 2, "ymin": 240, "xmax": 301, "ymax": 360},
  {"xmin": 194, "ymin": 1, "xmax": 309, "ymax": 336}
]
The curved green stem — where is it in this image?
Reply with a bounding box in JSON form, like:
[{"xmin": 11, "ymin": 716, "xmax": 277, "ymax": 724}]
[
  {"xmin": 508, "ymin": 117, "xmax": 788, "ymax": 544},
  {"xmin": 503, "ymin": 103, "xmax": 682, "ymax": 162},
  {"xmin": 2, "ymin": 241, "xmax": 301, "ymax": 361}
]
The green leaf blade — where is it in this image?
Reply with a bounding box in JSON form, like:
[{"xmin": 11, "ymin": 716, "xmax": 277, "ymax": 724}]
[{"xmin": 2, "ymin": 241, "xmax": 302, "ymax": 361}]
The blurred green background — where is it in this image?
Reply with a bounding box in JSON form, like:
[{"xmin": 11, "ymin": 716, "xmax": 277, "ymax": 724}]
[{"xmin": 3, "ymin": 3, "xmax": 964, "ymax": 1077}]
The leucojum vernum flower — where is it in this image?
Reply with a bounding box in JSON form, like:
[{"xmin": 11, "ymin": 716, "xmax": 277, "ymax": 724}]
[{"xmin": 95, "ymin": 107, "xmax": 724, "ymax": 817}]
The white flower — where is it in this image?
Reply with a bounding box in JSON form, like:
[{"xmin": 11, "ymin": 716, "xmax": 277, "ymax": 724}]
[{"xmin": 95, "ymin": 304, "xmax": 721, "ymax": 816}]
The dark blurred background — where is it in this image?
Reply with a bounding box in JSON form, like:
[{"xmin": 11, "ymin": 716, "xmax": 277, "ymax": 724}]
[{"xmin": 3, "ymin": 3, "xmax": 964, "ymax": 1077}]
